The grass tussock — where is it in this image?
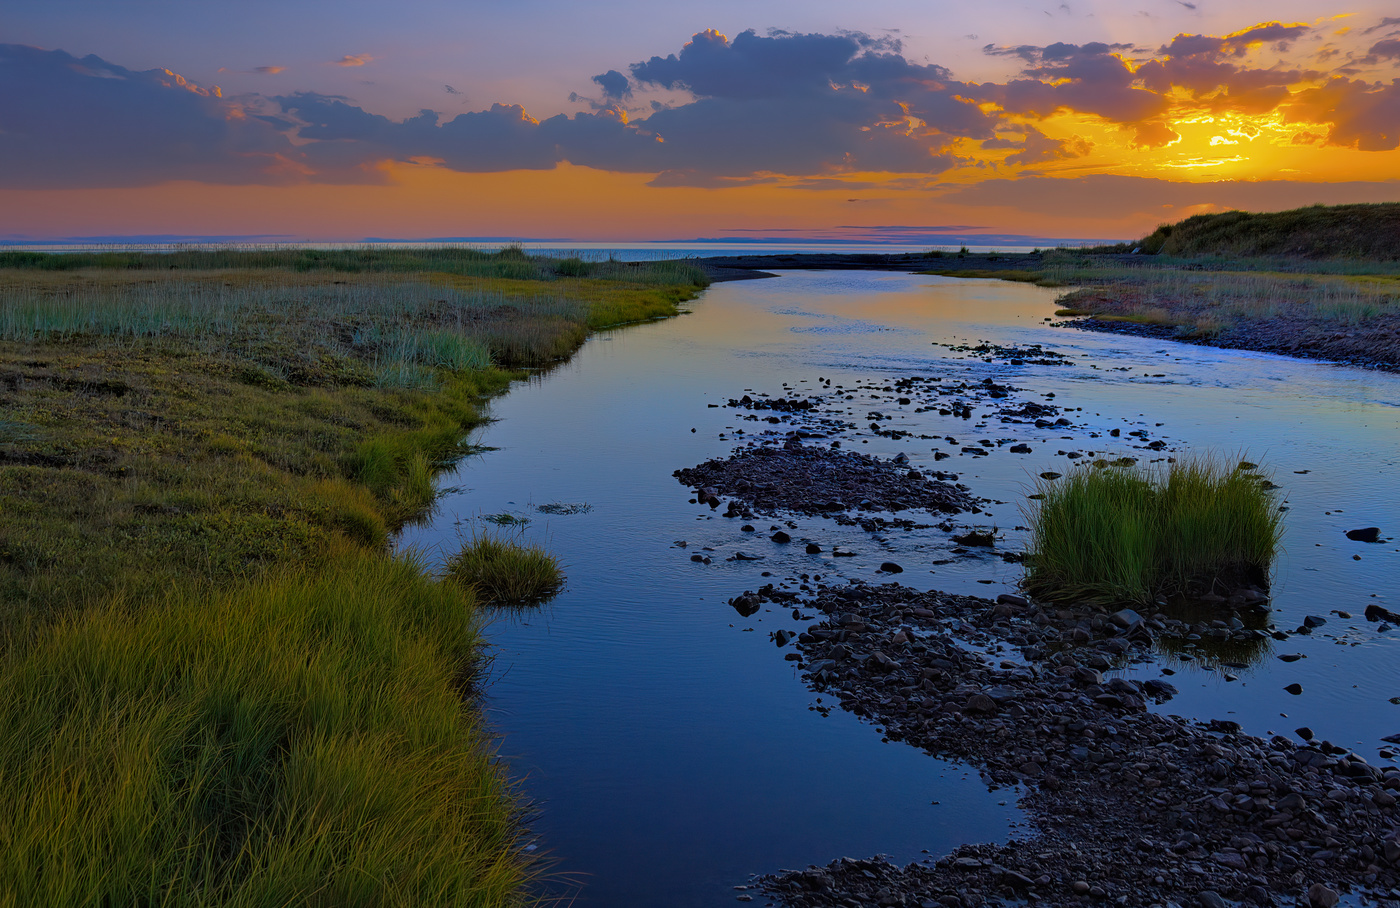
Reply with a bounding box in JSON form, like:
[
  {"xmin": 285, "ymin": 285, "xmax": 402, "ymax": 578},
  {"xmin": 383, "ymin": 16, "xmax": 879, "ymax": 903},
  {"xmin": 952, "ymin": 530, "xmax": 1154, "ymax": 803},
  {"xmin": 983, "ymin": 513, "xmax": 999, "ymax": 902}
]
[
  {"xmin": 1023, "ymin": 455, "xmax": 1284, "ymax": 607},
  {"xmin": 447, "ymin": 530, "xmax": 565, "ymax": 606},
  {"xmin": 0, "ymin": 553, "xmax": 530, "ymax": 906}
]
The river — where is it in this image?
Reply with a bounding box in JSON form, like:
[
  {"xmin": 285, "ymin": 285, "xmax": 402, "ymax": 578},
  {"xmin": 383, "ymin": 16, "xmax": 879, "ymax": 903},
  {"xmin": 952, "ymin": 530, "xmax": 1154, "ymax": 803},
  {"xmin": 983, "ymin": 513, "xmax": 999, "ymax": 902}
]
[{"xmin": 398, "ymin": 270, "xmax": 1400, "ymax": 907}]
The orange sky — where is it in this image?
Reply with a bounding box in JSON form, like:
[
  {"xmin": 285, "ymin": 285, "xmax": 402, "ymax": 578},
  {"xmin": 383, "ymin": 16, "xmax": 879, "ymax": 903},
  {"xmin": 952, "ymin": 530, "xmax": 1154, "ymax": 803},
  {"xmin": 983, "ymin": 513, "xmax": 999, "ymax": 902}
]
[{"xmin": 4, "ymin": 11, "xmax": 1400, "ymax": 243}]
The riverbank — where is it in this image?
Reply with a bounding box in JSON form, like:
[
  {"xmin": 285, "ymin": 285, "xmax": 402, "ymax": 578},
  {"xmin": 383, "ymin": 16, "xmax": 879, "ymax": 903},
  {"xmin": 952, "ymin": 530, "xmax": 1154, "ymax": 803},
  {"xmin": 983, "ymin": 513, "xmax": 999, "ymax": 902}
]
[{"xmin": 0, "ymin": 248, "xmax": 708, "ymax": 904}]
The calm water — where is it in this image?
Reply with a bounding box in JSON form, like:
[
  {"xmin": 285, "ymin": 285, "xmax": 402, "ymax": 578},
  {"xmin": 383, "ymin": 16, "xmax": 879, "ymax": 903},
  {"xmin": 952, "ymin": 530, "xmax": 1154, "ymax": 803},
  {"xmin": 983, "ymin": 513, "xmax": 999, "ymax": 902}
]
[{"xmin": 399, "ymin": 271, "xmax": 1400, "ymax": 907}]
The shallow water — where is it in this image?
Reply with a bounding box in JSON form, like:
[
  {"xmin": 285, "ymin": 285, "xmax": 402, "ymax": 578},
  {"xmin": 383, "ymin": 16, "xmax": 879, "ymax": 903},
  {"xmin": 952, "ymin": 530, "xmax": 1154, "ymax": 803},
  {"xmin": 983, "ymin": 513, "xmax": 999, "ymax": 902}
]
[{"xmin": 399, "ymin": 271, "xmax": 1400, "ymax": 906}]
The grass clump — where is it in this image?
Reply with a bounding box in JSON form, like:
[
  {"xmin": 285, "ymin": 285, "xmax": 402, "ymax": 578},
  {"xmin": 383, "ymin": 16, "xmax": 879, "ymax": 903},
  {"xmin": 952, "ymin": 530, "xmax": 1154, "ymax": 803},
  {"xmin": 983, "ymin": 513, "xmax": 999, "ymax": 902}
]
[
  {"xmin": 0, "ymin": 553, "xmax": 530, "ymax": 906},
  {"xmin": 447, "ymin": 530, "xmax": 564, "ymax": 606},
  {"xmin": 1023, "ymin": 455, "xmax": 1284, "ymax": 607}
]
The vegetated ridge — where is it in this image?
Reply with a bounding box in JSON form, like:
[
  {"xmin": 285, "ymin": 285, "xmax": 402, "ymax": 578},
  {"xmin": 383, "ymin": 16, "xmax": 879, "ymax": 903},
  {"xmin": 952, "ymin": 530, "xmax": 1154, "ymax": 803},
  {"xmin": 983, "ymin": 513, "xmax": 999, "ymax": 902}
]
[{"xmin": 1099, "ymin": 202, "xmax": 1400, "ymax": 260}]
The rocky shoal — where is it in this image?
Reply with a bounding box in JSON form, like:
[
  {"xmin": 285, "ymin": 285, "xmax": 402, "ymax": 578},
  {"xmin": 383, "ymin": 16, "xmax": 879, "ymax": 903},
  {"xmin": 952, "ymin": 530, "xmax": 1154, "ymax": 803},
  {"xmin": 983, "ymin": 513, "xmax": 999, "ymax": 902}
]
[{"xmin": 738, "ymin": 581, "xmax": 1400, "ymax": 908}]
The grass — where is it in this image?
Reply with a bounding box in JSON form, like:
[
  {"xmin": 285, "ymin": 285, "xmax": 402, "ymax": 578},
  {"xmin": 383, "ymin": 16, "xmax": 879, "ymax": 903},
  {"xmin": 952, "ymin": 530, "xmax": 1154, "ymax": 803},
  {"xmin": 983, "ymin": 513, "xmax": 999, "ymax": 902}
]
[
  {"xmin": 0, "ymin": 257, "xmax": 704, "ymax": 613},
  {"xmin": 0, "ymin": 247, "xmax": 707, "ymax": 904},
  {"xmin": 446, "ymin": 530, "xmax": 565, "ymax": 606},
  {"xmin": 1022, "ymin": 455, "xmax": 1284, "ymax": 607},
  {"xmin": 0, "ymin": 553, "xmax": 529, "ymax": 907}
]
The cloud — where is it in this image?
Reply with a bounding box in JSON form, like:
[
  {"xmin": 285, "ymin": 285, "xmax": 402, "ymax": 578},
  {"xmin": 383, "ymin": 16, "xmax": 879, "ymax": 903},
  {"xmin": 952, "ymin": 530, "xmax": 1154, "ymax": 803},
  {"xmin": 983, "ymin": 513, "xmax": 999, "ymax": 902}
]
[
  {"xmin": 331, "ymin": 54, "xmax": 373, "ymax": 67},
  {"xmin": 1366, "ymin": 39, "xmax": 1400, "ymax": 63},
  {"xmin": 255, "ymin": 65, "xmax": 285, "ymax": 75},
  {"xmin": 591, "ymin": 69, "xmax": 631, "ymax": 99},
  {"xmin": 1285, "ymin": 77, "xmax": 1400, "ymax": 150},
  {"xmin": 5, "ymin": 19, "xmax": 1400, "ymax": 193},
  {"xmin": 1362, "ymin": 17, "xmax": 1400, "ymax": 36},
  {"xmin": 0, "ymin": 44, "xmax": 292, "ymax": 189}
]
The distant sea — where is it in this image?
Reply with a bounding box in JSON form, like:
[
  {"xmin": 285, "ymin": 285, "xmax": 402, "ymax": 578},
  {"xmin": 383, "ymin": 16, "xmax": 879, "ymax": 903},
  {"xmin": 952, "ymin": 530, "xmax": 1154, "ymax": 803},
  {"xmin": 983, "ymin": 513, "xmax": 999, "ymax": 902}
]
[{"xmin": 0, "ymin": 235, "xmax": 1119, "ymax": 258}]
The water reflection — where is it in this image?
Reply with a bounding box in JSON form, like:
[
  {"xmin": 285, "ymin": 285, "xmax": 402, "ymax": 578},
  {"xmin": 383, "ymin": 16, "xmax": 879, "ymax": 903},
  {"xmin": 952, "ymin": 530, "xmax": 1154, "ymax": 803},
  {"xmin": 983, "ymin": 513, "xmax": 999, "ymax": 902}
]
[{"xmin": 399, "ymin": 270, "xmax": 1400, "ymax": 906}]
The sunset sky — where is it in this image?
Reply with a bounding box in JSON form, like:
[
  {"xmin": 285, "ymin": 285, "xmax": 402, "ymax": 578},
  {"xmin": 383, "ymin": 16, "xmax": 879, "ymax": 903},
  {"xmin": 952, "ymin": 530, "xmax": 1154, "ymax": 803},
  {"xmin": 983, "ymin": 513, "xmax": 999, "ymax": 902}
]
[{"xmin": 3, "ymin": 1, "xmax": 1400, "ymax": 244}]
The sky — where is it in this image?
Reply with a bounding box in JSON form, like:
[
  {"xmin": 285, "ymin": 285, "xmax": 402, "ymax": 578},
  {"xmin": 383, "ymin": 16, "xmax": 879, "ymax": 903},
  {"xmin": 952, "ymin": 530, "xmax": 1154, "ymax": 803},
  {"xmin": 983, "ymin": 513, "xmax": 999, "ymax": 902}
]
[{"xmin": 3, "ymin": 0, "xmax": 1400, "ymax": 244}]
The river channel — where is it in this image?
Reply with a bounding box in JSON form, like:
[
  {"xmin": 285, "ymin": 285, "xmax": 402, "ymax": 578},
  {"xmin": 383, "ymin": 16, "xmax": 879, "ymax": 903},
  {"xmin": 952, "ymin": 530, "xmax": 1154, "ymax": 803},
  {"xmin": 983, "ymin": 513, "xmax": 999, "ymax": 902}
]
[{"xmin": 397, "ymin": 270, "xmax": 1400, "ymax": 907}]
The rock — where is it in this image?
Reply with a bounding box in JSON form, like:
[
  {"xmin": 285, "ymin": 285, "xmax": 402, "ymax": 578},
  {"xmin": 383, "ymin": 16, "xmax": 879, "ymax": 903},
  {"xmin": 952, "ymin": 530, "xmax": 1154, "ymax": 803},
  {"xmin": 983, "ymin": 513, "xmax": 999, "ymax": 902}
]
[
  {"xmin": 771, "ymin": 531, "xmax": 792, "ymax": 543},
  {"xmin": 1294, "ymin": 728, "xmax": 1314, "ymax": 742},
  {"xmin": 805, "ymin": 543, "xmax": 821, "ymax": 553},
  {"xmin": 996, "ymin": 593, "xmax": 1029, "ymax": 607},
  {"xmin": 879, "ymin": 562, "xmax": 904, "ymax": 574},
  {"xmin": 1366, "ymin": 603, "xmax": 1400, "ymax": 623},
  {"xmin": 1384, "ymin": 835, "xmax": 1400, "ymax": 864},
  {"xmin": 730, "ymin": 551, "xmax": 764, "ymax": 561},
  {"xmin": 1307, "ymin": 883, "xmax": 1339, "ymax": 908},
  {"xmin": 964, "ymin": 693, "xmax": 997, "ymax": 714},
  {"xmin": 1110, "ymin": 608, "xmax": 1143, "ymax": 629},
  {"xmin": 690, "ymin": 554, "xmax": 705, "ymax": 562},
  {"xmin": 1303, "ymin": 615, "xmax": 1327, "ymax": 628},
  {"xmin": 1197, "ymin": 890, "xmax": 1227, "ymax": 908},
  {"xmin": 1278, "ymin": 653, "xmax": 1304, "ymax": 662},
  {"xmin": 741, "ymin": 524, "xmax": 756, "ymax": 532},
  {"xmin": 1346, "ymin": 526, "xmax": 1381, "ymax": 542},
  {"xmin": 774, "ymin": 629, "xmax": 792, "ymax": 647},
  {"xmin": 1285, "ymin": 683, "xmax": 1304, "ymax": 695}
]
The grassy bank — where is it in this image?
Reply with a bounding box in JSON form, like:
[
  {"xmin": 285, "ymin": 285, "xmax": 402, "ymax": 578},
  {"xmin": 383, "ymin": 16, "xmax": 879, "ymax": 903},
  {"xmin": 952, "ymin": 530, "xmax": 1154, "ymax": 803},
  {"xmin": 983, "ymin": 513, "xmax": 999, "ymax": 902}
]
[
  {"xmin": 1023, "ymin": 457, "xmax": 1284, "ymax": 607},
  {"xmin": 0, "ymin": 247, "xmax": 708, "ymax": 904}
]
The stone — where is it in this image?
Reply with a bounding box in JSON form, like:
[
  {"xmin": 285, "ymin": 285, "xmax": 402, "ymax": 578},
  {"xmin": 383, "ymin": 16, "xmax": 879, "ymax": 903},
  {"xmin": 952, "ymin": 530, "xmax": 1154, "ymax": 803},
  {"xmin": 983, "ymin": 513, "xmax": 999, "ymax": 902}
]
[
  {"xmin": 1285, "ymin": 683, "xmax": 1304, "ymax": 695},
  {"xmin": 1306, "ymin": 883, "xmax": 1339, "ymax": 908},
  {"xmin": 879, "ymin": 561, "xmax": 904, "ymax": 574},
  {"xmin": 1346, "ymin": 526, "xmax": 1381, "ymax": 542},
  {"xmin": 806, "ymin": 543, "xmax": 822, "ymax": 554},
  {"xmin": 1197, "ymin": 890, "xmax": 1227, "ymax": 908},
  {"xmin": 771, "ymin": 531, "xmax": 792, "ymax": 543},
  {"xmin": 1110, "ymin": 608, "xmax": 1143, "ymax": 629}
]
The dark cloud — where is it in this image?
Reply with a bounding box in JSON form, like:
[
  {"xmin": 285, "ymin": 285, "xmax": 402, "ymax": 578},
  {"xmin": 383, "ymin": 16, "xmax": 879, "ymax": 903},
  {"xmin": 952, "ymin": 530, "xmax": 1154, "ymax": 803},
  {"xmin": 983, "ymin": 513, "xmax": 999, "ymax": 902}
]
[
  {"xmin": 1366, "ymin": 39, "xmax": 1400, "ymax": 63},
  {"xmin": 1362, "ymin": 17, "xmax": 1400, "ymax": 36},
  {"xmin": 1285, "ymin": 77, "xmax": 1400, "ymax": 151},
  {"xmin": 591, "ymin": 69, "xmax": 631, "ymax": 99},
  {"xmin": 5, "ymin": 20, "xmax": 1400, "ymax": 193},
  {"xmin": 0, "ymin": 44, "xmax": 292, "ymax": 189}
]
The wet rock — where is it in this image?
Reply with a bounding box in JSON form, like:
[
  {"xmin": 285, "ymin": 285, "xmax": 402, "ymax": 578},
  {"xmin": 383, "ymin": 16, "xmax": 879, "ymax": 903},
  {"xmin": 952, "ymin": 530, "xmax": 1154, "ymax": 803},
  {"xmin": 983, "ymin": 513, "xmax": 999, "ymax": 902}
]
[
  {"xmin": 772, "ymin": 531, "xmax": 792, "ymax": 543},
  {"xmin": 1366, "ymin": 603, "xmax": 1400, "ymax": 623},
  {"xmin": 1303, "ymin": 615, "xmax": 1328, "ymax": 628},
  {"xmin": 878, "ymin": 562, "xmax": 904, "ymax": 574},
  {"xmin": 675, "ymin": 442, "xmax": 975, "ymax": 523},
  {"xmin": 1307, "ymin": 883, "xmax": 1339, "ymax": 908},
  {"xmin": 805, "ymin": 543, "xmax": 822, "ymax": 554},
  {"xmin": 1285, "ymin": 683, "xmax": 1304, "ymax": 695},
  {"xmin": 1346, "ymin": 527, "xmax": 1382, "ymax": 542}
]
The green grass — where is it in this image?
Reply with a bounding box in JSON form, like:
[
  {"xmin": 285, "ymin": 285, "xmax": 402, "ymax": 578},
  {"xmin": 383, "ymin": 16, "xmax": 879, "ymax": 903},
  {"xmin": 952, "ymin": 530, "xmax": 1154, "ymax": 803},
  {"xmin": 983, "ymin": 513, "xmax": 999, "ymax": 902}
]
[
  {"xmin": 0, "ymin": 253, "xmax": 708, "ymax": 903},
  {"xmin": 446, "ymin": 530, "xmax": 565, "ymax": 606},
  {"xmin": 1023, "ymin": 455, "xmax": 1284, "ymax": 607},
  {"xmin": 0, "ymin": 552, "xmax": 529, "ymax": 907}
]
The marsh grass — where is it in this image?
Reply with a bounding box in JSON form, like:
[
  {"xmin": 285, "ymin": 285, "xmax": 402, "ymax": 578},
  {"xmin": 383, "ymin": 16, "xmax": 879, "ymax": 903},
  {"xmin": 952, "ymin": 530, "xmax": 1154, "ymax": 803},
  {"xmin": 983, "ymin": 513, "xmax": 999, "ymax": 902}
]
[
  {"xmin": 0, "ymin": 553, "xmax": 531, "ymax": 906},
  {"xmin": 0, "ymin": 251, "xmax": 706, "ymax": 904},
  {"xmin": 1023, "ymin": 455, "xmax": 1284, "ymax": 606},
  {"xmin": 447, "ymin": 530, "xmax": 565, "ymax": 606}
]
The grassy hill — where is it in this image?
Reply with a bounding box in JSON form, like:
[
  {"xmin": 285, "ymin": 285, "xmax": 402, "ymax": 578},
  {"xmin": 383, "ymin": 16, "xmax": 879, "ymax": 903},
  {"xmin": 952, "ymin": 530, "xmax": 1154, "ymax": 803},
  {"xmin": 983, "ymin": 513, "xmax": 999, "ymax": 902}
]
[{"xmin": 1109, "ymin": 203, "xmax": 1400, "ymax": 260}]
